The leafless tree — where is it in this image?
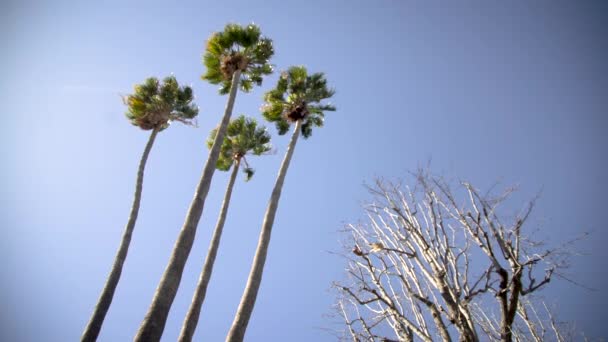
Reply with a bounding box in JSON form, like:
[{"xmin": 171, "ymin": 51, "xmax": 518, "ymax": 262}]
[{"xmin": 333, "ymin": 171, "xmax": 581, "ymax": 342}]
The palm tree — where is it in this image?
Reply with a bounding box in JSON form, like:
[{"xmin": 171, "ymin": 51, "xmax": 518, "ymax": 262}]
[
  {"xmin": 81, "ymin": 76, "xmax": 198, "ymax": 342},
  {"xmin": 226, "ymin": 66, "xmax": 335, "ymax": 341},
  {"xmin": 178, "ymin": 115, "xmax": 271, "ymax": 342},
  {"xmin": 135, "ymin": 24, "xmax": 273, "ymax": 341}
]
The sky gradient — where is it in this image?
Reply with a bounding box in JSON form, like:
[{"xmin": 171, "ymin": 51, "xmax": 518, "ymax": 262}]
[{"xmin": 2, "ymin": 0, "xmax": 607, "ymax": 340}]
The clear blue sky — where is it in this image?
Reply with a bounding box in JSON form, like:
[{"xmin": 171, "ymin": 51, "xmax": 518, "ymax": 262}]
[{"xmin": 2, "ymin": 0, "xmax": 607, "ymax": 340}]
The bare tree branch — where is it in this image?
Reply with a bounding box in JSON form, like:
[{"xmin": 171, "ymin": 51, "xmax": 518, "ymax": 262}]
[{"xmin": 333, "ymin": 171, "xmax": 583, "ymax": 342}]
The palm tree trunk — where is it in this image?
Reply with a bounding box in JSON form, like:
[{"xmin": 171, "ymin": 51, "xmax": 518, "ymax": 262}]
[
  {"xmin": 135, "ymin": 70, "xmax": 242, "ymax": 342},
  {"xmin": 82, "ymin": 127, "xmax": 160, "ymax": 342},
  {"xmin": 178, "ymin": 159, "xmax": 241, "ymax": 342},
  {"xmin": 226, "ymin": 120, "xmax": 302, "ymax": 342}
]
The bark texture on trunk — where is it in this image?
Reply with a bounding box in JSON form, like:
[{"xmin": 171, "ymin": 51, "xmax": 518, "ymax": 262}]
[
  {"xmin": 226, "ymin": 120, "xmax": 302, "ymax": 342},
  {"xmin": 135, "ymin": 71, "xmax": 242, "ymax": 342},
  {"xmin": 178, "ymin": 159, "xmax": 241, "ymax": 342},
  {"xmin": 81, "ymin": 127, "xmax": 159, "ymax": 342}
]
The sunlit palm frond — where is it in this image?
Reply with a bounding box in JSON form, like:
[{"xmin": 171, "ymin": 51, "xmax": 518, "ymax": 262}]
[
  {"xmin": 201, "ymin": 23, "xmax": 274, "ymax": 95},
  {"xmin": 261, "ymin": 66, "xmax": 335, "ymax": 138},
  {"xmin": 124, "ymin": 76, "xmax": 198, "ymax": 131},
  {"xmin": 207, "ymin": 115, "xmax": 272, "ymax": 179}
]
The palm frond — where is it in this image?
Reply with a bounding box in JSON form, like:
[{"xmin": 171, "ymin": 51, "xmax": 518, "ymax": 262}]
[
  {"xmin": 201, "ymin": 23, "xmax": 274, "ymax": 94},
  {"xmin": 208, "ymin": 115, "xmax": 272, "ymax": 177},
  {"xmin": 243, "ymin": 167, "xmax": 255, "ymax": 182},
  {"xmin": 124, "ymin": 76, "xmax": 199, "ymax": 131},
  {"xmin": 261, "ymin": 66, "xmax": 335, "ymax": 137}
]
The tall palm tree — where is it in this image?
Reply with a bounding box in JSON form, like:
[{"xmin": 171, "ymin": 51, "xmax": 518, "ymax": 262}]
[
  {"xmin": 81, "ymin": 76, "xmax": 198, "ymax": 342},
  {"xmin": 226, "ymin": 66, "xmax": 335, "ymax": 341},
  {"xmin": 135, "ymin": 24, "xmax": 273, "ymax": 341},
  {"xmin": 178, "ymin": 115, "xmax": 271, "ymax": 342}
]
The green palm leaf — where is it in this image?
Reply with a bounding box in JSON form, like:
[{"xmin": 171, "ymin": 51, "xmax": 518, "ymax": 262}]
[
  {"xmin": 261, "ymin": 66, "xmax": 335, "ymax": 138},
  {"xmin": 201, "ymin": 23, "xmax": 274, "ymax": 94},
  {"xmin": 124, "ymin": 76, "xmax": 198, "ymax": 131},
  {"xmin": 207, "ymin": 115, "xmax": 271, "ymax": 180}
]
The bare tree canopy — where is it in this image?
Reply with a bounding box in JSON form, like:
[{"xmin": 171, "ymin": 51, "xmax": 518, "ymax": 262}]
[{"xmin": 333, "ymin": 171, "xmax": 583, "ymax": 342}]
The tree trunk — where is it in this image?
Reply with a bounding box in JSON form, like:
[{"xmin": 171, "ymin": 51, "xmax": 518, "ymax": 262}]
[
  {"xmin": 226, "ymin": 120, "xmax": 302, "ymax": 342},
  {"xmin": 178, "ymin": 159, "xmax": 241, "ymax": 342},
  {"xmin": 135, "ymin": 70, "xmax": 242, "ymax": 342},
  {"xmin": 81, "ymin": 127, "xmax": 159, "ymax": 342}
]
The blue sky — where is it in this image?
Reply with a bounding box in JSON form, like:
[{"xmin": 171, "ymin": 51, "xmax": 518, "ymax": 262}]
[{"xmin": 2, "ymin": 0, "xmax": 607, "ymax": 340}]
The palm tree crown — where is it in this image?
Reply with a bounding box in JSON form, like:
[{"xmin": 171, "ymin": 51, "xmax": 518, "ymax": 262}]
[
  {"xmin": 125, "ymin": 76, "xmax": 198, "ymax": 130},
  {"xmin": 201, "ymin": 23, "xmax": 274, "ymax": 94},
  {"xmin": 207, "ymin": 115, "xmax": 272, "ymax": 180},
  {"xmin": 262, "ymin": 65, "xmax": 335, "ymax": 138}
]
